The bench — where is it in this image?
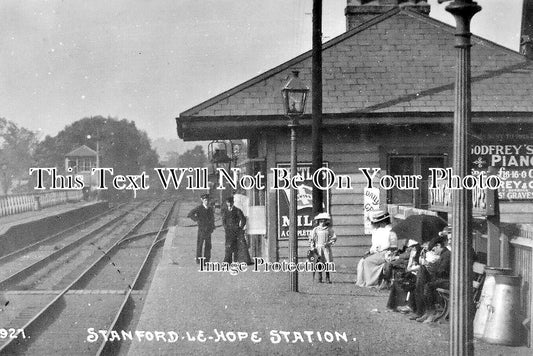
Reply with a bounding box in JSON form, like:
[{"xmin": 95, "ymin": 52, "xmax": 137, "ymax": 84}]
[{"xmin": 435, "ymin": 262, "xmax": 486, "ymax": 322}]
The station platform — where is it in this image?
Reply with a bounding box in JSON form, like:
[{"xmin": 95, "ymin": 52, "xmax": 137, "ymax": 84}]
[
  {"xmin": 0, "ymin": 201, "xmax": 103, "ymax": 235},
  {"xmin": 129, "ymin": 204, "xmax": 531, "ymax": 356},
  {"xmin": 0, "ymin": 200, "xmax": 108, "ymax": 257}
]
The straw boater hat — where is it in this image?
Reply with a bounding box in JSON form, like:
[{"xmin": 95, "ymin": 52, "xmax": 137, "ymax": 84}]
[
  {"xmin": 369, "ymin": 210, "xmax": 390, "ymax": 224},
  {"xmin": 314, "ymin": 212, "xmax": 331, "ymax": 221}
]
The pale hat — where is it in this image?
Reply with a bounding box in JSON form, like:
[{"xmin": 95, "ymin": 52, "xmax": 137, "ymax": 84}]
[
  {"xmin": 439, "ymin": 225, "xmax": 452, "ymax": 237},
  {"xmin": 369, "ymin": 210, "xmax": 390, "ymax": 223},
  {"xmin": 407, "ymin": 239, "xmax": 419, "ymax": 247},
  {"xmin": 314, "ymin": 212, "xmax": 331, "ymax": 221}
]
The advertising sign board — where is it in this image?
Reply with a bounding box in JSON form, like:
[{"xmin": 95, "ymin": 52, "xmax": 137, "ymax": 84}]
[
  {"xmin": 471, "ymin": 133, "xmax": 533, "ymax": 200},
  {"xmin": 276, "ymin": 162, "xmax": 330, "ymax": 240}
]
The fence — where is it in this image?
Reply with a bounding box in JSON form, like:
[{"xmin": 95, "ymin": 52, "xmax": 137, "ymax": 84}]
[
  {"xmin": 510, "ymin": 225, "xmax": 533, "ymax": 347},
  {"xmin": 0, "ymin": 190, "xmax": 83, "ymax": 217}
]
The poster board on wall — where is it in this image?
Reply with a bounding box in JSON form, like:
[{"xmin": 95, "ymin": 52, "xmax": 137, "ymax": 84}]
[
  {"xmin": 471, "ymin": 133, "xmax": 533, "ymax": 200},
  {"xmin": 276, "ymin": 162, "xmax": 330, "ymax": 240},
  {"xmin": 363, "ymin": 187, "xmax": 381, "ymax": 235}
]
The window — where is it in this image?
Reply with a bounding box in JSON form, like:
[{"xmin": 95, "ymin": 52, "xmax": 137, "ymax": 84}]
[{"xmin": 388, "ymin": 154, "xmax": 447, "ymax": 209}]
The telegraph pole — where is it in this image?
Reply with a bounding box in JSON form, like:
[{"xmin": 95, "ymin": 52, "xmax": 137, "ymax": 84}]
[{"xmin": 311, "ymin": 0, "xmax": 323, "ymax": 217}]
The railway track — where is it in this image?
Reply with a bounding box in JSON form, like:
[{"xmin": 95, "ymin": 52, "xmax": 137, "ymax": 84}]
[
  {"xmin": 0, "ymin": 202, "xmax": 142, "ymax": 290},
  {"xmin": 0, "ymin": 199, "xmax": 177, "ymax": 355}
]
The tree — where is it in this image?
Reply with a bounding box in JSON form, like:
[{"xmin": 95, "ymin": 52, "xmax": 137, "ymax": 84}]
[
  {"xmin": 177, "ymin": 145, "xmax": 207, "ymax": 168},
  {"xmin": 159, "ymin": 145, "xmax": 207, "ymax": 199},
  {"xmin": 34, "ymin": 116, "xmax": 160, "ymax": 178},
  {"xmin": 151, "ymin": 137, "xmax": 205, "ymax": 162},
  {"xmin": 0, "ymin": 118, "xmax": 38, "ymax": 194}
]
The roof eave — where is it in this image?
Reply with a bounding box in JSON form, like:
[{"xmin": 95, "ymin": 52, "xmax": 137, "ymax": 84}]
[{"xmin": 177, "ymin": 112, "xmax": 533, "ymax": 140}]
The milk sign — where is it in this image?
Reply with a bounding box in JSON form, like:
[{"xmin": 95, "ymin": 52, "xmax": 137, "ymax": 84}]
[
  {"xmin": 471, "ymin": 134, "xmax": 533, "ymax": 200},
  {"xmin": 277, "ymin": 162, "xmax": 330, "ymax": 240}
]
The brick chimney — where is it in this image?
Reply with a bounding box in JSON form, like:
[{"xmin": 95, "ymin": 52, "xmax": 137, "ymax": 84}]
[
  {"xmin": 521, "ymin": 0, "xmax": 533, "ymax": 58},
  {"xmin": 345, "ymin": 0, "xmax": 430, "ymax": 31}
]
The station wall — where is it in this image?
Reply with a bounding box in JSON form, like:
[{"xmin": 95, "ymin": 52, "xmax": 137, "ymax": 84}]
[{"xmin": 253, "ymin": 125, "xmax": 532, "ymax": 268}]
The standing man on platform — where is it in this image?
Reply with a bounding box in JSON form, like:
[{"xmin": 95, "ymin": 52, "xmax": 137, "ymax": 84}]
[
  {"xmin": 188, "ymin": 194, "xmax": 215, "ymax": 264},
  {"xmin": 222, "ymin": 196, "xmax": 246, "ymax": 264}
]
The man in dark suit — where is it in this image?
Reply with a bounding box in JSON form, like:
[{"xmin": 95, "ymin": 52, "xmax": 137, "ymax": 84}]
[
  {"xmin": 187, "ymin": 194, "xmax": 215, "ymax": 264},
  {"xmin": 222, "ymin": 196, "xmax": 246, "ymax": 263}
]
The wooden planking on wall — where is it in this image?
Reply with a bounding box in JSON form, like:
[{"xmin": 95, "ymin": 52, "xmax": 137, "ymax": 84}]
[
  {"xmin": 331, "ymin": 204, "xmax": 363, "ymax": 216},
  {"xmin": 278, "ymin": 241, "xmax": 369, "ymax": 258},
  {"xmin": 275, "ymin": 152, "xmax": 379, "ymax": 165},
  {"xmin": 501, "ymin": 202, "xmax": 533, "ymax": 224},
  {"xmin": 277, "ymin": 235, "xmax": 368, "ymax": 247},
  {"xmin": 509, "ymin": 242, "xmax": 531, "ymax": 338},
  {"xmin": 299, "ymin": 142, "xmax": 378, "ymax": 154},
  {"xmin": 271, "ymin": 132, "xmax": 381, "ymax": 262}
]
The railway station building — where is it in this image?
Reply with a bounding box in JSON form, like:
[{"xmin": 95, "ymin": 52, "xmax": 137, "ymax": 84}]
[{"xmin": 176, "ymin": 1, "xmax": 533, "ymax": 270}]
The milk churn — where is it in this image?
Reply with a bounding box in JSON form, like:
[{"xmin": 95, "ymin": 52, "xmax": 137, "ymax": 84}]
[
  {"xmin": 473, "ymin": 267, "xmax": 513, "ymax": 339},
  {"xmin": 482, "ymin": 275, "xmax": 523, "ymax": 346}
]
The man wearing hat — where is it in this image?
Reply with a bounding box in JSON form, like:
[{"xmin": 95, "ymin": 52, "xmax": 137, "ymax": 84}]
[
  {"xmin": 222, "ymin": 196, "xmax": 247, "ymax": 264},
  {"xmin": 187, "ymin": 194, "xmax": 215, "ymax": 264},
  {"xmin": 356, "ymin": 210, "xmax": 397, "ymax": 287}
]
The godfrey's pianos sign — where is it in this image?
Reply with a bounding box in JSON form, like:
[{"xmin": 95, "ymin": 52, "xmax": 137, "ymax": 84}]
[{"xmin": 471, "ymin": 134, "xmax": 533, "ymax": 200}]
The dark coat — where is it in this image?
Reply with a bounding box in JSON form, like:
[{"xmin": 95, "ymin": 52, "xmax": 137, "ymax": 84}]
[
  {"xmin": 390, "ymin": 246, "xmax": 415, "ymax": 270},
  {"xmin": 222, "ymin": 206, "xmax": 246, "ymax": 232},
  {"xmin": 187, "ymin": 205, "xmax": 215, "ymax": 233},
  {"xmin": 434, "ymin": 248, "xmax": 451, "ymax": 279},
  {"xmin": 222, "ymin": 206, "xmax": 249, "ymax": 264}
]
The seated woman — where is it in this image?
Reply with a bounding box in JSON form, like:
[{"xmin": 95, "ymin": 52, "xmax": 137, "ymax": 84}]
[
  {"xmin": 381, "ymin": 238, "xmax": 415, "ymax": 289},
  {"xmin": 356, "ymin": 211, "xmax": 397, "ymax": 287},
  {"xmin": 387, "ymin": 242, "xmax": 439, "ymax": 318},
  {"xmin": 386, "ymin": 239, "xmax": 421, "ymax": 311},
  {"xmin": 405, "ymin": 241, "xmax": 443, "ymax": 320}
]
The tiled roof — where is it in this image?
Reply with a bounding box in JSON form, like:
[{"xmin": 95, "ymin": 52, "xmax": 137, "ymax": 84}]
[
  {"xmin": 65, "ymin": 145, "xmax": 97, "ymax": 157},
  {"xmin": 180, "ymin": 8, "xmax": 533, "ymax": 119}
]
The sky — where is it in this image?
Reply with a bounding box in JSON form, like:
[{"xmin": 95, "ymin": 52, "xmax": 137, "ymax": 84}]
[{"xmin": 0, "ymin": 0, "xmax": 524, "ymax": 143}]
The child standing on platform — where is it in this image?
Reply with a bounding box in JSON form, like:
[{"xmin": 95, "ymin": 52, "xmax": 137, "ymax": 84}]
[{"xmin": 309, "ymin": 212, "xmax": 337, "ymax": 283}]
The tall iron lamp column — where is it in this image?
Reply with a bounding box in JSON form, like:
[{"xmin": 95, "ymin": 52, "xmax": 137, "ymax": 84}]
[
  {"xmin": 439, "ymin": 1, "xmax": 481, "ymax": 355},
  {"xmin": 282, "ymin": 70, "xmax": 309, "ymax": 292}
]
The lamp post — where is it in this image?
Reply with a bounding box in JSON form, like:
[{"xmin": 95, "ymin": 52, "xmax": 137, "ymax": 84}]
[
  {"xmin": 282, "ymin": 70, "xmax": 309, "ymax": 292},
  {"xmin": 208, "ymin": 140, "xmax": 234, "ymax": 209},
  {"xmin": 438, "ymin": 1, "xmax": 481, "ymax": 355}
]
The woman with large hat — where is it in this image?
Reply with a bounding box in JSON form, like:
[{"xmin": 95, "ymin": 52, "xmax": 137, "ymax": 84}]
[
  {"xmin": 309, "ymin": 212, "xmax": 337, "ymax": 283},
  {"xmin": 356, "ymin": 210, "xmax": 398, "ymax": 287}
]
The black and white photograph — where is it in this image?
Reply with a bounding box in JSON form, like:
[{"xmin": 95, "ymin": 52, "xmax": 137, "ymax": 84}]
[{"xmin": 0, "ymin": 0, "xmax": 532, "ymax": 355}]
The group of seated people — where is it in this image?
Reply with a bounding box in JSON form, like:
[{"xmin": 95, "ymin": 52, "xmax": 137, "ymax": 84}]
[
  {"xmin": 385, "ymin": 233, "xmax": 451, "ymax": 323},
  {"xmin": 356, "ymin": 210, "xmax": 452, "ymax": 323}
]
